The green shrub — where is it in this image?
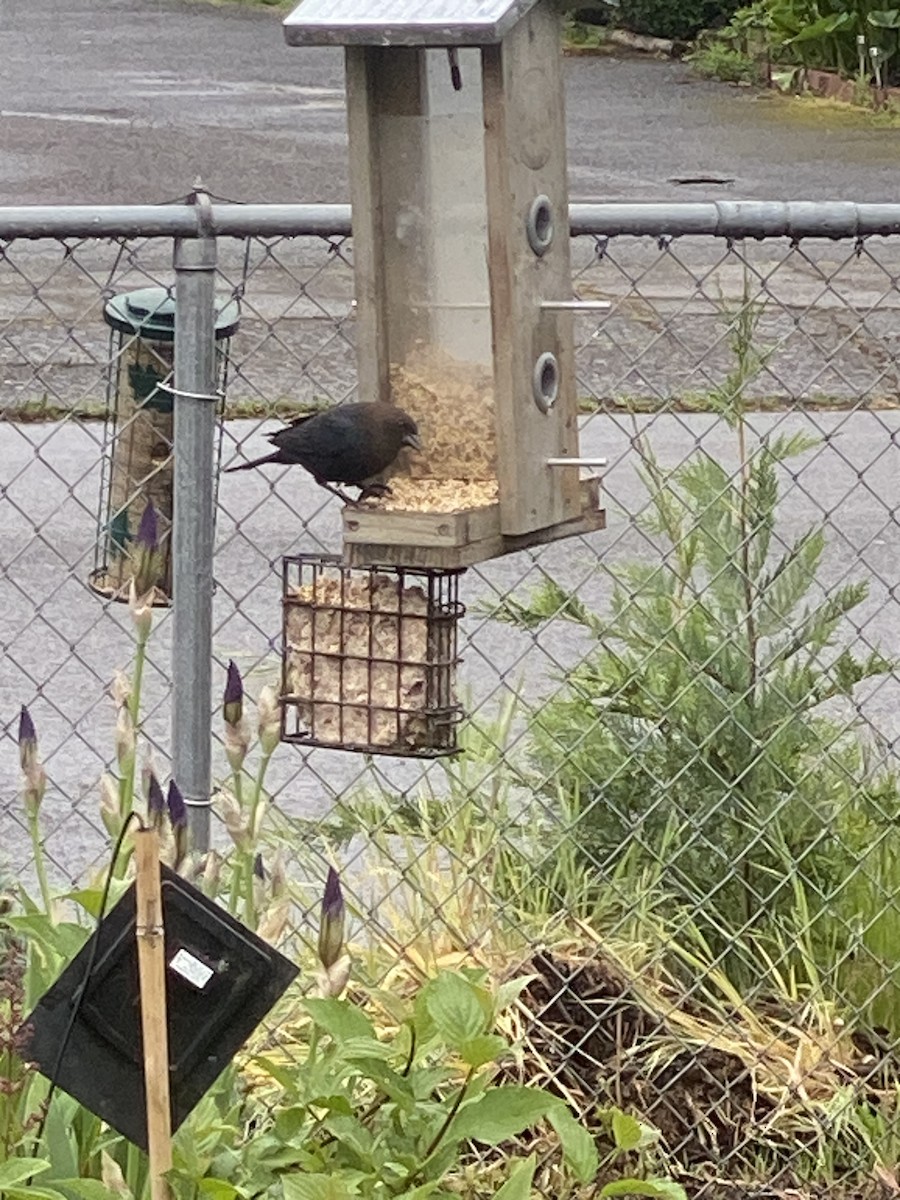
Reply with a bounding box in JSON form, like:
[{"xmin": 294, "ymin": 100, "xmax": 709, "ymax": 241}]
[
  {"xmin": 688, "ymin": 41, "xmax": 762, "ymax": 80},
  {"xmin": 487, "ymin": 287, "xmax": 899, "ymax": 980},
  {"xmin": 617, "ymin": 0, "xmax": 741, "ymax": 41}
]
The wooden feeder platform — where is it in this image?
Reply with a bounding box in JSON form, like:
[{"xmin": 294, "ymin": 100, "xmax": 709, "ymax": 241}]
[{"xmin": 342, "ymin": 477, "xmax": 605, "ymax": 570}]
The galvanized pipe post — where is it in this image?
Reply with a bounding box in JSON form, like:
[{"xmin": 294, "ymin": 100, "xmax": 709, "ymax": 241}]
[{"xmin": 172, "ymin": 194, "xmax": 218, "ymax": 853}]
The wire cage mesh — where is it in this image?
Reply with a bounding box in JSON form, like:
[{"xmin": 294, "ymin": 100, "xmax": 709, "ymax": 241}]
[
  {"xmin": 281, "ymin": 553, "xmax": 465, "ymax": 757},
  {"xmin": 89, "ymin": 286, "xmax": 238, "ymax": 604}
]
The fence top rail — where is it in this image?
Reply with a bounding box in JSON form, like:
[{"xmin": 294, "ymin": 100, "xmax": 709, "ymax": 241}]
[{"xmin": 2, "ymin": 200, "xmax": 900, "ymax": 241}]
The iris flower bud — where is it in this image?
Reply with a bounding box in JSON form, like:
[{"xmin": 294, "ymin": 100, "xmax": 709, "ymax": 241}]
[
  {"xmin": 223, "ymin": 661, "xmax": 243, "ymax": 727},
  {"xmin": 257, "ymin": 685, "xmax": 281, "ymax": 756},
  {"xmin": 223, "ymin": 661, "xmax": 250, "ymax": 773},
  {"xmin": 132, "ymin": 502, "xmax": 161, "ymax": 598},
  {"xmin": 167, "ymin": 780, "xmax": 188, "ymax": 868},
  {"xmin": 317, "ymin": 867, "xmax": 345, "ymax": 971},
  {"xmin": 146, "ymin": 768, "xmax": 166, "ymax": 833},
  {"xmin": 18, "ymin": 706, "xmax": 46, "ymax": 817}
]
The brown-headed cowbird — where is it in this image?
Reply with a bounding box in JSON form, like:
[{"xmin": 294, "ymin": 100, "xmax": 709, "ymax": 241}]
[{"xmin": 225, "ymin": 402, "xmax": 422, "ymax": 503}]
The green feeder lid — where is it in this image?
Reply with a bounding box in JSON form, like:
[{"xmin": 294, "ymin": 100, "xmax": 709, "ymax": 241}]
[{"xmin": 104, "ymin": 286, "xmax": 240, "ymax": 341}]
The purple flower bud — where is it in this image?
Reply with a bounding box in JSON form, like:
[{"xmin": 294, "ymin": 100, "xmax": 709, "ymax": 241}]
[
  {"xmin": 318, "ymin": 866, "xmax": 345, "ymax": 971},
  {"xmin": 132, "ymin": 502, "xmax": 162, "ymax": 598},
  {"xmin": 167, "ymin": 780, "xmax": 188, "ymax": 870},
  {"xmin": 147, "ymin": 770, "xmax": 166, "ymax": 832},
  {"xmin": 223, "ymin": 660, "xmax": 244, "ymax": 727},
  {"xmin": 167, "ymin": 780, "xmax": 187, "ymax": 830},
  {"xmin": 18, "ymin": 705, "xmax": 46, "ymax": 816},
  {"xmin": 137, "ymin": 502, "xmax": 159, "ymax": 551},
  {"xmin": 18, "ymin": 706, "xmax": 37, "ymax": 772}
]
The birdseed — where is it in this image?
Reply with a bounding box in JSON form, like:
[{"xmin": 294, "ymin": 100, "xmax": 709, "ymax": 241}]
[
  {"xmin": 389, "ymin": 348, "xmax": 497, "ymax": 482},
  {"xmin": 364, "ymin": 477, "xmax": 499, "ymax": 513}
]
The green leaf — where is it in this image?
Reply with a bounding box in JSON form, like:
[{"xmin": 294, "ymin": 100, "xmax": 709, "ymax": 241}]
[
  {"xmin": 787, "ymin": 11, "xmax": 854, "ymax": 43},
  {"xmin": 547, "ymin": 1106, "xmax": 598, "ymax": 1183},
  {"xmin": 282, "ymin": 1173, "xmax": 361, "ymax": 1200},
  {"xmin": 304, "ymin": 997, "xmax": 375, "ymax": 1042},
  {"xmin": 494, "ymin": 974, "xmax": 538, "ymax": 1014},
  {"xmin": 198, "ymin": 1180, "xmax": 248, "ymax": 1200},
  {"xmin": 51, "ymin": 1182, "xmax": 131, "ymax": 1200},
  {"xmin": 424, "ymin": 973, "xmax": 487, "ymax": 1046},
  {"xmin": 458, "ymin": 1034, "xmax": 508, "ymax": 1068},
  {"xmin": 0, "ymin": 1162, "xmax": 68, "ymax": 1200},
  {"xmin": 450, "ymin": 1086, "xmax": 560, "ymax": 1144},
  {"xmin": 493, "ymin": 1155, "xmax": 536, "ymax": 1200},
  {"xmin": 0, "ymin": 1161, "xmax": 53, "ymax": 1187},
  {"xmin": 600, "ymin": 1179, "xmax": 687, "ymax": 1200},
  {"xmin": 322, "ymin": 1113, "xmax": 375, "ymax": 1161},
  {"xmin": 3, "ymin": 1189, "xmax": 68, "ymax": 1200},
  {"xmin": 337, "ymin": 1036, "xmax": 396, "ymax": 1062},
  {"xmin": 610, "ymin": 1109, "xmax": 660, "ymax": 1152},
  {"xmin": 868, "ymin": 9, "xmax": 900, "ymax": 28}
]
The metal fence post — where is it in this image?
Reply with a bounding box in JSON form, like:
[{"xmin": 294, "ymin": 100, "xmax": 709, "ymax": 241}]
[{"xmin": 172, "ymin": 193, "xmax": 218, "ymax": 853}]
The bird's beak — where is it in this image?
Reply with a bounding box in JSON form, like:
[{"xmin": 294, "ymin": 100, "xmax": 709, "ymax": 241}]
[{"xmin": 403, "ymin": 432, "xmax": 423, "ymax": 452}]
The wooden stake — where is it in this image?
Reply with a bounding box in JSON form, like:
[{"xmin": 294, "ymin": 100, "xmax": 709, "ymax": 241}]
[{"xmin": 134, "ymin": 828, "xmax": 173, "ymax": 1200}]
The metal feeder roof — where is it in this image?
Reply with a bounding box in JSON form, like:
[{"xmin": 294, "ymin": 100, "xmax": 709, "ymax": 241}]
[
  {"xmin": 104, "ymin": 286, "xmax": 239, "ymax": 342},
  {"xmin": 283, "ymin": 0, "xmax": 542, "ymax": 46}
]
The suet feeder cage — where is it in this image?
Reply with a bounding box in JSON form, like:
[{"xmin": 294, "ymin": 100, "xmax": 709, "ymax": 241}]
[
  {"xmin": 282, "ymin": 553, "xmax": 464, "ymax": 756},
  {"xmin": 284, "ymin": 0, "xmax": 607, "ymax": 570},
  {"xmin": 89, "ymin": 286, "xmax": 239, "ymax": 603},
  {"xmin": 19, "ymin": 864, "xmax": 297, "ymax": 1151}
]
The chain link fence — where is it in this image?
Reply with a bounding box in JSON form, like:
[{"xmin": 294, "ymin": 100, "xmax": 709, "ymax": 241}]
[{"xmin": 2, "ymin": 200, "xmax": 900, "ymax": 1197}]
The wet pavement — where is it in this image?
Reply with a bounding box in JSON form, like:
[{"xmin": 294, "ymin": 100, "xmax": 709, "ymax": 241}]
[{"xmin": 4, "ymin": 0, "xmax": 900, "ymax": 206}]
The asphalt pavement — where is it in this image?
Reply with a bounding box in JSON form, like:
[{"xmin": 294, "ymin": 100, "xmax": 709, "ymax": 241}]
[{"xmin": 4, "ymin": 0, "xmax": 900, "ymax": 206}]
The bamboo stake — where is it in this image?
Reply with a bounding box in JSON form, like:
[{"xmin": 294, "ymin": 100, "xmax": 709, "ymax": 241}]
[{"xmin": 134, "ymin": 828, "xmax": 173, "ymax": 1200}]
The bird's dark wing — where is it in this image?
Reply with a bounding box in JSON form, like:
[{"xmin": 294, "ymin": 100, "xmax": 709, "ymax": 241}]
[
  {"xmin": 266, "ymin": 412, "xmax": 315, "ymax": 443},
  {"xmin": 263, "ymin": 404, "xmax": 410, "ymax": 485}
]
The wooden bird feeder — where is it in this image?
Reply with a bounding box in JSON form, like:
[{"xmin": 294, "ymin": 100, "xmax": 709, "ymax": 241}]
[{"xmin": 283, "ymin": 0, "xmax": 606, "ymax": 570}]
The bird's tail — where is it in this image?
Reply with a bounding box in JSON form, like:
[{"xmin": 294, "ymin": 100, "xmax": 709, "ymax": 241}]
[{"xmin": 224, "ymin": 450, "xmax": 282, "ymax": 473}]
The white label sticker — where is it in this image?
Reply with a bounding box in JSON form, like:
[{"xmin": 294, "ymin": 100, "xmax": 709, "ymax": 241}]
[{"xmin": 169, "ymin": 947, "xmax": 215, "ymax": 990}]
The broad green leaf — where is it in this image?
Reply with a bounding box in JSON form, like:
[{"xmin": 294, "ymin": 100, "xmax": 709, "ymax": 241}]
[
  {"xmin": 50, "ymin": 1182, "xmax": 129, "ymax": 1200},
  {"xmin": 494, "ymin": 974, "xmax": 538, "ymax": 1014},
  {"xmin": 4, "ymin": 1189, "xmax": 68, "ymax": 1200},
  {"xmin": 600, "ymin": 1179, "xmax": 687, "ymax": 1200},
  {"xmin": 787, "ymin": 11, "xmax": 854, "ymax": 42},
  {"xmin": 458, "ymin": 1034, "xmax": 508, "ymax": 1068},
  {"xmin": 282, "ymin": 1173, "xmax": 361, "ymax": 1200},
  {"xmin": 611, "ymin": 1109, "xmax": 659, "ymax": 1152},
  {"xmin": 323, "ymin": 1113, "xmax": 375, "ymax": 1161},
  {"xmin": 493, "ymin": 1155, "xmax": 536, "ymax": 1200},
  {"xmin": 0, "ymin": 1161, "xmax": 53, "ymax": 1187},
  {"xmin": 610, "ymin": 1109, "xmax": 643, "ymax": 1151},
  {"xmin": 43, "ymin": 1093, "xmax": 79, "ymax": 1180},
  {"xmin": 450, "ymin": 1086, "xmax": 560, "ymax": 1144},
  {"xmin": 304, "ymin": 997, "xmax": 375, "ymax": 1042},
  {"xmin": 868, "ymin": 8, "xmax": 900, "ymax": 27},
  {"xmin": 547, "ymin": 1106, "xmax": 598, "ymax": 1183},
  {"xmin": 424, "ymin": 973, "xmax": 487, "ymax": 1045},
  {"xmin": 197, "ymin": 1179, "xmax": 248, "ymax": 1200},
  {"xmin": 337, "ymin": 1036, "xmax": 396, "ymax": 1062}
]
